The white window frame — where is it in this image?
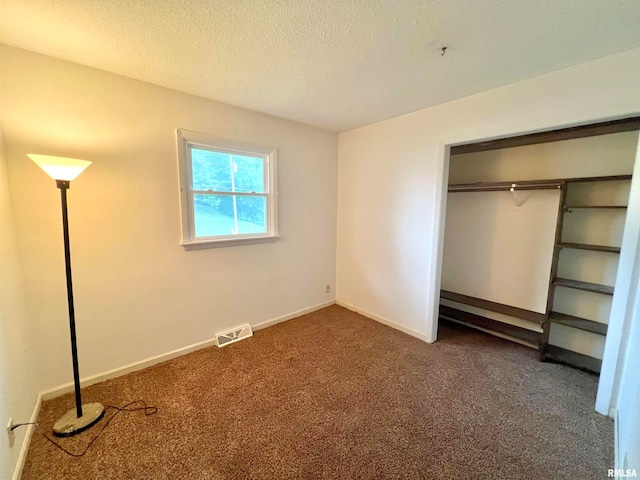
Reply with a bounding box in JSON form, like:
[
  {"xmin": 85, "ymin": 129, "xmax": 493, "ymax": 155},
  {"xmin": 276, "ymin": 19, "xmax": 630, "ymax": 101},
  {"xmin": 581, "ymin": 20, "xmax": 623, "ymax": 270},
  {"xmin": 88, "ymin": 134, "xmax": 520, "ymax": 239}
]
[{"xmin": 176, "ymin": 129, "xmax": 279, "ymax": 250}]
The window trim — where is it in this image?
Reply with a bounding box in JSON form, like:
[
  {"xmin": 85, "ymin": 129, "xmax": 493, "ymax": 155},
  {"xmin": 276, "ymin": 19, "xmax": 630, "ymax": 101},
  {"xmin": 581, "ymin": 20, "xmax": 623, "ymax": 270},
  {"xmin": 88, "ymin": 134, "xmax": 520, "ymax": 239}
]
[{"xmin": 176, "ymin": 129, "xmax": 279, "ymax": 249}]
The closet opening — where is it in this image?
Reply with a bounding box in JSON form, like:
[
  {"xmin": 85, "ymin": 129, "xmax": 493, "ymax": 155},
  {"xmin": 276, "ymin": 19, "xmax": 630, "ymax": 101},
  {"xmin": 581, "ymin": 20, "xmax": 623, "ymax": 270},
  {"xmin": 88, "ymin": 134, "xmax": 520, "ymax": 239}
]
[{"xmin": 437, "ymin": 116, "xmax": 640, "ymax": 374}]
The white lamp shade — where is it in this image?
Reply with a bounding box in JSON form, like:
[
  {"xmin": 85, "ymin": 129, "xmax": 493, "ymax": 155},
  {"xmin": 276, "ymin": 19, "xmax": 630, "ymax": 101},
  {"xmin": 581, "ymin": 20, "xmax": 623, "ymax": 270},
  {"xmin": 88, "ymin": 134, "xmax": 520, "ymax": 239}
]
[{"xmin": 28, "ymin": 154, "xmax": 92, "ymax": 181}]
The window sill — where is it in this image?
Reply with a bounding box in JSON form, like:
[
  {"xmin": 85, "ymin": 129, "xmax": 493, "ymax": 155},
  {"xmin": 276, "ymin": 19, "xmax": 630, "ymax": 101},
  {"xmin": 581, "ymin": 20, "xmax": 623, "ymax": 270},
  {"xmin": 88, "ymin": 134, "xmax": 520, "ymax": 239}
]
[{"xmin": 181, "ymin": 235, "xmax": 281, "ymax": 250}]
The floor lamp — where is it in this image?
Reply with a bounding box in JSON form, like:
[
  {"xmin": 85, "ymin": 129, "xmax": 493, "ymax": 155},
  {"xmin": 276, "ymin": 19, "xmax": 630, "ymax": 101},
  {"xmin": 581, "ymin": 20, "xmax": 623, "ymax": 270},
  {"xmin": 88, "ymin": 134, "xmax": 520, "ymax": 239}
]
[{"xmin": 28, "ymin": 154, "xmax": 105, "ymax": 437}]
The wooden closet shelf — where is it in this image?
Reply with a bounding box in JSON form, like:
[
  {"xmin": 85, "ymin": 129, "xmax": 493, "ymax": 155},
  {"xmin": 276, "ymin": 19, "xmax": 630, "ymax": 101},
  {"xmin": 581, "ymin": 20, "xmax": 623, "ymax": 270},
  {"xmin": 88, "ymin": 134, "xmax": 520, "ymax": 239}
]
[
  {"xmin": 448, "ymin": 181, "xmax": 561, "ymax": 193},
  {"xmin": 553, "ymin": 278, "xmax": 614, "ymax": 295},
  {"xmin": 450, "ymin": 115, "xmax": 639, "ymax": 155},
  {"xmin": 439, "ymin": 306, "xmax": 541, "ymax": 347},
  {"xmin": 448, "ymin": 175, "xmax": 632, "ymax": 193},
  {"xmin": 564, "ymin": 205, "xmax": 627, "ymax": 210},
  {"xmin": 557, "ymin": 243, "xmax": 621, "ymax": 254},
  {"xmin": 548, "ymin": 312, "xmax": 608, "ymax": 336},
  {"xmin": 543, "ymin": 345, "xmax": 602, "ymax": 374},
  {"xmin": 564, "ymin": 175, "xmax": 632, "ymax": 184},
  {"xmin": 439, "ymin": 290, "xmax": 545, "ymax": 323}
]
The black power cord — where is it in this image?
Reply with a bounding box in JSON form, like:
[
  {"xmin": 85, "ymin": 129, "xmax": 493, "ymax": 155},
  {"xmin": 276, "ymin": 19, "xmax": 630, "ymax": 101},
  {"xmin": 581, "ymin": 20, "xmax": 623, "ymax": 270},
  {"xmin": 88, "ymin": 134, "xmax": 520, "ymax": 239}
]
[
  {"xmin": 42, "ymin": 400, "xmax": 158, "ymax": 457},
  {"xmin": 11, "ymin": 422, "xmax": 38, "ymax": 430}
]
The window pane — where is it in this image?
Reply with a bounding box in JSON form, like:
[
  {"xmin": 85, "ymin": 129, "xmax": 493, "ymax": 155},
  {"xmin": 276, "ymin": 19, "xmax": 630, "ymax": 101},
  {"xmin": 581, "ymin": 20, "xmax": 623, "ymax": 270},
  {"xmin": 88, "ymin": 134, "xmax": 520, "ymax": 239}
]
[
  {"xmin": 194, "ymin": 194, "xmax": 267, "ymax": 237},
  {"xmin": 191, "ymin": 148, "xmax": 265, "ymax": 193},
  {"xmin": 233, "ymin": 155, "xmax": 265, "ymax": 193}
]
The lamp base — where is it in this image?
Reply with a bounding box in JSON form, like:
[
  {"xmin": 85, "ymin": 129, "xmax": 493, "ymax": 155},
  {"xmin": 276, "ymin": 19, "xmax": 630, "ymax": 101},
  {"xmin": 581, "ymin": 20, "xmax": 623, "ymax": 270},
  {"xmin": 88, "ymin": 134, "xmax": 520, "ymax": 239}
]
[{"xmin": 52, "ymin": 402, "xmax": 105, "ymax": 437}]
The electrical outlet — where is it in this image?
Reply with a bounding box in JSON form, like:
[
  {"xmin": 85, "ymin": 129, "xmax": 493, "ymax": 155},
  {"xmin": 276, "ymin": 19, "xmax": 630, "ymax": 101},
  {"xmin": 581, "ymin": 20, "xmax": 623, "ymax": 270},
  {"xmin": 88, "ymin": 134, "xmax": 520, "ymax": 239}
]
[
  {"xmin": 326, "ymin": 284, "xmax": 331, "ymax": 293},
  {"xmin": 7, "ymin": 418, "xmax": 15, "ymax": 447}
]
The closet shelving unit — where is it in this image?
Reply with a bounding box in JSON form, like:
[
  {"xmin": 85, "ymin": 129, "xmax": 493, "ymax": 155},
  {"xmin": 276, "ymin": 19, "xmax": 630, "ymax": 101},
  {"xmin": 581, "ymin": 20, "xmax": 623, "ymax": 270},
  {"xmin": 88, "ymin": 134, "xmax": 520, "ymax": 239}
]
[
  {"xmin": 440, "ymin": 117, "xmax": 639, "ymax": 374},
  {"xmin": 540, "ymin": 175, "xmax": 631, "ymax": 372},
  {"xmin": 441, "ymin": 174, "xmax": 632, "ymax": 374}
]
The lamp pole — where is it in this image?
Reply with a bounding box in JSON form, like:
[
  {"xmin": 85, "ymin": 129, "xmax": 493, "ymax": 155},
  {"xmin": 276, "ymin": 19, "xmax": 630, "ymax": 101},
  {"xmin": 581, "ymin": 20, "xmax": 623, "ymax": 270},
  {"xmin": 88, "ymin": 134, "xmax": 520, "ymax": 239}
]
[{"xmin": 57, "ymin": 179, "xmax": 83, "ymax": 418}]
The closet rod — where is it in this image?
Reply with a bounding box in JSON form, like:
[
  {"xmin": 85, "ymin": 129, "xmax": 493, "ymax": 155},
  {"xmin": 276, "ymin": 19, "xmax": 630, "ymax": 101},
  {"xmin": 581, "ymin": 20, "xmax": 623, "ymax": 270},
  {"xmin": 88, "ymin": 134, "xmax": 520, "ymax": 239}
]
[{"xmin": 448, "ymin": 183, "xmax": 562, "ymax": 193}]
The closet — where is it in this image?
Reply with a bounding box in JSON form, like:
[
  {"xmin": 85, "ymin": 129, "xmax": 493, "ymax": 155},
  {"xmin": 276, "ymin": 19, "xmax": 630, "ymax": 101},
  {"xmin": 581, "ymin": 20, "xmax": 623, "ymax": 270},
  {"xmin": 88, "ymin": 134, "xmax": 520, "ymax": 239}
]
[{"xmin": 439, "ymin": 118, "xmax": 640, "ymax": 373}]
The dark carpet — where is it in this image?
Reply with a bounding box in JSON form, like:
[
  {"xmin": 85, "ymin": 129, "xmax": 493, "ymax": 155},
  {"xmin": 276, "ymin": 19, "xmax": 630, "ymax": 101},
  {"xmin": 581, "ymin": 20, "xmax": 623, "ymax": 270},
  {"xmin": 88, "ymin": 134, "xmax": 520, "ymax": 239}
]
[{"xmin": 22, "ymin": 305, "xmax": 612, "ymax": 479}]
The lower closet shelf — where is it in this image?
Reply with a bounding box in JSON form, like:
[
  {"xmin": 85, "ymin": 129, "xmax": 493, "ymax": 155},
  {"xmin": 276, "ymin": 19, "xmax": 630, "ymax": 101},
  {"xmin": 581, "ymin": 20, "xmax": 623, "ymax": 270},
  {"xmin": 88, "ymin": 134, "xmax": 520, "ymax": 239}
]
[
  {"xmin": 439, "ymin": 305, "xmax": 541, "ymax": 347},
  {"xmin": 543, "ymin": 345, "xmax": 602, "ymax": 374},
  {"xmin": 548, "ymin": 312, "xmax": 608, "ymax": 335}
]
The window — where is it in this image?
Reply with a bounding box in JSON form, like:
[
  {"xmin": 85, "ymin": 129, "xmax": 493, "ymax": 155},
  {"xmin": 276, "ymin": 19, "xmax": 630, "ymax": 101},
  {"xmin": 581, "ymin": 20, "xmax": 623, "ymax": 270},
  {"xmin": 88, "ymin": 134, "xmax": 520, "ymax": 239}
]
[{"xmin": 177, "ymin": 129, "xmax": 279, "ymax": 249}]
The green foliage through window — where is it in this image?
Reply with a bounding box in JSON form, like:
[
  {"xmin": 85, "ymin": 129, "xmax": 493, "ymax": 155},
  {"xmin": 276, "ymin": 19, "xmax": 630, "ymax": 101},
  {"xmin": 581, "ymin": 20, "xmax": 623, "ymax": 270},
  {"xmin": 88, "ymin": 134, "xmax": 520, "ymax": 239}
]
[{"xmin": 191, "ymin": 148, "xmax": 267, "ymax": 234}]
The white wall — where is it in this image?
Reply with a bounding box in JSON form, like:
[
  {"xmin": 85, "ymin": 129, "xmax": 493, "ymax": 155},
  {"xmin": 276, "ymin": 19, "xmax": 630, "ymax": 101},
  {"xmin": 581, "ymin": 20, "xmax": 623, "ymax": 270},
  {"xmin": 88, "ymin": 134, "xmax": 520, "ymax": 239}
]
[
  {"xmin": 0, "ymin": 44, "xmax": 338, "ymax": 392},
  {"xmin": 0, "ymin": 127, "xmax": 40, "ymax": 479},
  {"xmin": 442, "ymin": 189, "xmax": 560, "ymax": 313},
  {"xmin": 336, "ymin": 46, "xmax": 640, "ymax": 417}
]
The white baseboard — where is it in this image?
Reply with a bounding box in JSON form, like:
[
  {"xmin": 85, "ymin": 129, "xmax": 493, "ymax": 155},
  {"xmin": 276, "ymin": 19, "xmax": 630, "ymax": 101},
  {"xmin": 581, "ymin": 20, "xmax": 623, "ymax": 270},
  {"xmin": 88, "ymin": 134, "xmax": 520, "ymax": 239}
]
[
  {"xmin": 41, "ymin": 337, "xmax": 219, "ymax": 400},
  {"xmin": 41, "ymin": 300, "xmax": 336, "ymax": 401},
  {"xmin": 336, "ymin": 300, "xmax": 427, "ymax": 341},
  {"xmin": 12, "ymin": 393, "xmax": 42, "ymax": 480},
  {"xmin": 252, "ymin": 300, "xmax": 336, "ymax": 331}
]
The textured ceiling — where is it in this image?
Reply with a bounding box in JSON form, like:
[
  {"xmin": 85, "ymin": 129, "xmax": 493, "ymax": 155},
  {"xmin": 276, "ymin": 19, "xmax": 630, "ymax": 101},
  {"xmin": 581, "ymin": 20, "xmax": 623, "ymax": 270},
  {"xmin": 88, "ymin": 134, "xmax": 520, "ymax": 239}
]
[{"xmin": 1, "ymin": 0, "xmax": 640, "ymax": 132}]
